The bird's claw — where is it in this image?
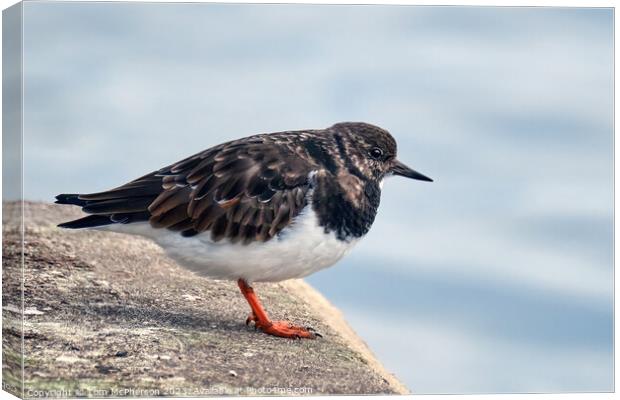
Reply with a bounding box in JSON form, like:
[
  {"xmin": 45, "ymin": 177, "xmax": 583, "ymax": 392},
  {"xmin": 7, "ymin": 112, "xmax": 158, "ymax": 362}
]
[
  {"xmin": 245, "ymin": 319, "xmax": 320, "ymax": 339},
  {"xmin": 305, "ymin": 326, "xmax": 322, "ymax": 337}
]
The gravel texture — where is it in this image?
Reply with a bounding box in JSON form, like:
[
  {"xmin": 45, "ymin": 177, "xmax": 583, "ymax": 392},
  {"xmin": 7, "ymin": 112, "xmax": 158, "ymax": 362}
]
[{"xmin": 2, "ymin": 202, "xmax": 407, "ymax": 398}]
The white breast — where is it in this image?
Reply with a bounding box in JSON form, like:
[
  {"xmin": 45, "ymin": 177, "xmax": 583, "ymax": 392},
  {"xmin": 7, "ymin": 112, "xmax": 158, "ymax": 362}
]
[{"xmin": 100, "ymin": 206, "xmax": 359, "ymax": 283}]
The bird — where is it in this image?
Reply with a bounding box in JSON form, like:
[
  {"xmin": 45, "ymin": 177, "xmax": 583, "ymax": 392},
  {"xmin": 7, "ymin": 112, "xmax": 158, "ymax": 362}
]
[{"xmin": 56, "ymin": 122, "xmax": 432, "ymax": 339}]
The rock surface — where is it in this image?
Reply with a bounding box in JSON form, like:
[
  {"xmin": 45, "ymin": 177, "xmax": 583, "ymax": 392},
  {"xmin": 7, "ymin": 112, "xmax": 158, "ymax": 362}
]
[{"xmin": 2, "ymin": 202, "xmax": 407, "ymax": 397}]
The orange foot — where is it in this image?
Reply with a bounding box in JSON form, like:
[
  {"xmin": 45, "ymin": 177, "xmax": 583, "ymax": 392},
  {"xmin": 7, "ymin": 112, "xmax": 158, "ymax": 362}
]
[
  {"xmin": 256, "ymin": 320, "xmax": 320, "ymax": 339},
  {"xmin": 238, "ymin": 280, "xmax": 321, "ymax": 340}
]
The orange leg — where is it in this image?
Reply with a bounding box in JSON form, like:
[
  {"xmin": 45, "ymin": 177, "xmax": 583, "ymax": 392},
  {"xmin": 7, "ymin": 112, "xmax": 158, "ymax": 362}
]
[{"xmin": 237, "ymin": 279, "xmax": 320, "ymax": 339}]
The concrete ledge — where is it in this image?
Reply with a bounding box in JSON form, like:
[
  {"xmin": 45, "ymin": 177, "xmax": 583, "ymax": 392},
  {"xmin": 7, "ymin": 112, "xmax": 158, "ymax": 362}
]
[{"xmin": 2, "ymin": 202, "xmax": 408, "ymax": 397}]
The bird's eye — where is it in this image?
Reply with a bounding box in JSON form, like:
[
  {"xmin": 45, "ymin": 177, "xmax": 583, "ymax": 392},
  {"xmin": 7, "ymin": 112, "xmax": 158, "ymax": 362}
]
[{"xmin": 369, "ymin": 147, "xmax": 384, "ymax": 160}]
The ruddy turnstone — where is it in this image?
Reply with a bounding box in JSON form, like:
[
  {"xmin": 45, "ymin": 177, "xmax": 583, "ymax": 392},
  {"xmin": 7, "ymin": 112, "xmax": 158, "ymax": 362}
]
[{"xmin": 56, "ymin": 122, "xmax": 432, "ymax": 339}]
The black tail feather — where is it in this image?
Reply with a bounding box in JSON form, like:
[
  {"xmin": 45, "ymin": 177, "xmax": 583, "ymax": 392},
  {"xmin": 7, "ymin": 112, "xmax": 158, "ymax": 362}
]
[
  {"xmin": 55, "ymin": 194, "xmax": 87, "ymax": 206},
  {"xmin": 57, "ymin": 215, "xmax": 115, "ymax": 229},
  {"xmin": 81, "ymin": 196, "xmax": 154, "ymax": 215},
  {"xmin": 57, "ymin": 211, "xmax": 152, "ymax": 229},
  {"xmin": 55, "ymin": 190, "xmax": 155, "ymax": 229},
  {"xmin": 56, "ymin": 175, "xmax": 161, "ymax": 229}
]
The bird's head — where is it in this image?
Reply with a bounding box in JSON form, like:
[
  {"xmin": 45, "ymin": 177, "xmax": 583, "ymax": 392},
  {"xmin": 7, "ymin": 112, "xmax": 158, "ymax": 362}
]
[{"xmin": 330, "ymin": 122, "xmax": 433, "ymax": 183}]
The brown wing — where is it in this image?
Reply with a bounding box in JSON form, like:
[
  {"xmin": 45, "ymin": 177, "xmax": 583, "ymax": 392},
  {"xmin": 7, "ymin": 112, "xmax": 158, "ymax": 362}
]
[{"xmin": 146, "ymin": 135, "xmax": 315, "ymax": 244}]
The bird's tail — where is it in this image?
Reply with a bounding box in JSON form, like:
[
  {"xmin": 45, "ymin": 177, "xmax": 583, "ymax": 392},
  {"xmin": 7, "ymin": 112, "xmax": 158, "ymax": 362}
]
[
  {"xmin": 55, "ymin": 191, "xmax": 155, "ymax": 229},
  {"xmin": 55, "ymin": 173, "xmax": 163, "ymax": 229},
  {"xmin": 55, "ymin": 194, "xmax": 116, "ymax": 229},
  {"xmin": 55, "ymin": 193, "xmax": 87, "ymax": 207}
]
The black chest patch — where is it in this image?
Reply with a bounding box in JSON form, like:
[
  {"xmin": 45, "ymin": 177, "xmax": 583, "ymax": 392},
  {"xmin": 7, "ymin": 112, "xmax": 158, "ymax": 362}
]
[{"xmin": 311, "ymin": 174, "xmax": 381, "ymax": 241}]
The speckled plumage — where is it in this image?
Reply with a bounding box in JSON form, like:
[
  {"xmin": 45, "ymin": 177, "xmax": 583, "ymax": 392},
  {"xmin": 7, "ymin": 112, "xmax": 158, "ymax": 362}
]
[{"xmin": 56, "ymin": 122, "xmax": 432, "ymax": 282}]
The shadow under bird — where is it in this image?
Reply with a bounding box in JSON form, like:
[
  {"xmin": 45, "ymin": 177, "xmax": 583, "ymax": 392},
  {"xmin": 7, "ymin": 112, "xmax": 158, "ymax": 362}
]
[{"xmin": 56, "ymin": 122, "xmax": 432, "ymax": 339}]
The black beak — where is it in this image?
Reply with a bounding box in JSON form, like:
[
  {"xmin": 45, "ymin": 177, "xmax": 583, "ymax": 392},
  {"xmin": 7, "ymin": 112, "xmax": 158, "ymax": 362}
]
[{"xmin": 390, "ymin": 160, "xmax": 433, "ymax": 182}]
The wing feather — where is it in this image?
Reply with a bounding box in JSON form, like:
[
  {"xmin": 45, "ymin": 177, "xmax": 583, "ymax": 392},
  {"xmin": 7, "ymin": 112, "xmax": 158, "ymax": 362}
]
[{"xmin": 58, "ymin": 132, "xmax": 318, "ymax": 244}]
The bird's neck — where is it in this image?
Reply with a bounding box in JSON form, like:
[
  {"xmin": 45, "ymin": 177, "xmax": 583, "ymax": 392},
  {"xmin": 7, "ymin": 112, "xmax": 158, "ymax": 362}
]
[{"xmin": 311, "ymin": 171, "xmax": 381, "ymax": 241}]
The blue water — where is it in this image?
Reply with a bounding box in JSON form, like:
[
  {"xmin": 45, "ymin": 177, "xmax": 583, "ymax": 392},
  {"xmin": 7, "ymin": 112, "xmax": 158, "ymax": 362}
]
[{"xmin": 17, "ymin": 3, "xmax": 613, "ymax": 393}]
